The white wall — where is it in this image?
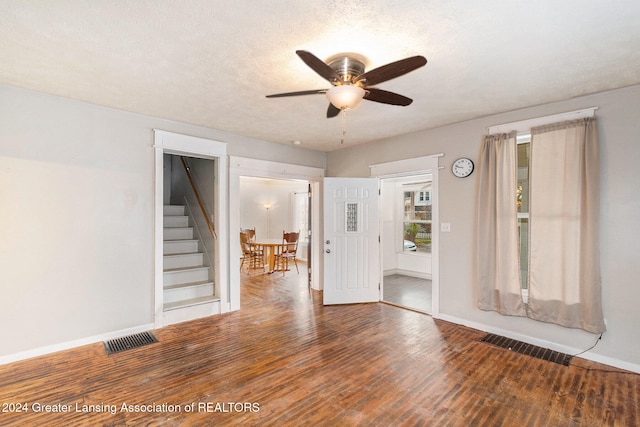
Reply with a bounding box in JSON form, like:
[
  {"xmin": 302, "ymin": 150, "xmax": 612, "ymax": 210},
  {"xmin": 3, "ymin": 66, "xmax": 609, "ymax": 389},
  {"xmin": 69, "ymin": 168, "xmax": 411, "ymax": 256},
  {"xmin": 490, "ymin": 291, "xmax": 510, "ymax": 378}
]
[
  {"xmin": 327, "ymin": 85, "xmax": 640, "ymax": 371},
  {"xmin": 0, "ymin": 84, "xmax": 325, "ymax": 361}
]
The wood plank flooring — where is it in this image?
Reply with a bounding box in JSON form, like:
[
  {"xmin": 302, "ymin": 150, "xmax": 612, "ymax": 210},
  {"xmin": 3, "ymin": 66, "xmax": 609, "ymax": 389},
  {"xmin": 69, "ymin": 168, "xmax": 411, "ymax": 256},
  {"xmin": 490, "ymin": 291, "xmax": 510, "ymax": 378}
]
[{"xmin": 0, "ymin": 265, "xmax": 638, "ymax": 426}]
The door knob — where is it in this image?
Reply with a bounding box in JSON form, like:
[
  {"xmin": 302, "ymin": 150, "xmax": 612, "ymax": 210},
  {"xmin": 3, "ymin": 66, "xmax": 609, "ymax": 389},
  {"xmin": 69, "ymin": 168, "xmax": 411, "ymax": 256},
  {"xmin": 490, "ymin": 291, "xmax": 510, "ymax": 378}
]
[
  {"xmin": 326, "ymin": 249, "xmax": 331, "ymax": 253},
  {"xmin": 326, "ymin": 240, "xmax": 331, "ymax": 244}
]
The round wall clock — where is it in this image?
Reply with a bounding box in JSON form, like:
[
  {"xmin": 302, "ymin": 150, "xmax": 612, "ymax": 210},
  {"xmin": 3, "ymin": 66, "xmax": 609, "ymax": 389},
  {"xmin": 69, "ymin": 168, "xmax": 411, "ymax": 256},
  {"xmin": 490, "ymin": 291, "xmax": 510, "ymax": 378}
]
[{"xmin": 452, "ymin": 157, "xmax": 474, "ymax": 178}]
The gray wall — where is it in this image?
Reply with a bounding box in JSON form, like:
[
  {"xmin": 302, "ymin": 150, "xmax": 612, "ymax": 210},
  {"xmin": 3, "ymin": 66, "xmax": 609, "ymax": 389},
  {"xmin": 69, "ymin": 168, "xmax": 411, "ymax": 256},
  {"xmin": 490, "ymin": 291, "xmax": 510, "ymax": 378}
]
[
  {"xmin": 326, "ymin": 84, "xmax": 640, "ymax": 369},
  {"xmin": 2, "ymin": 81, "xmax": 638, "ymax": 371},
  {"xmin": 0, "ymin": 84, "xmax": 325, "ymax": 359}
]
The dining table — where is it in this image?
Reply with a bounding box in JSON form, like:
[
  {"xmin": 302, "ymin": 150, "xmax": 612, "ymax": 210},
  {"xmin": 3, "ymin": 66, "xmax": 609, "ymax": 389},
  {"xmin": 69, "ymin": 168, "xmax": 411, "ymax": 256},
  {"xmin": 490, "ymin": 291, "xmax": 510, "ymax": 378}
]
[{"xmin": 253, "ymin": 238, "xmax": 283, "ymax": 273}]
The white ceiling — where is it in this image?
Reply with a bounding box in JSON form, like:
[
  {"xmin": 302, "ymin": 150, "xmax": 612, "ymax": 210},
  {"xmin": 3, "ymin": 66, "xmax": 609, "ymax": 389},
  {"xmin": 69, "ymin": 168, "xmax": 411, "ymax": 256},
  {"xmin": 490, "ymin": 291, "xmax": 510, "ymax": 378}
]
[{"xmin": 2, "ymin": 1, "xmax": 639, "ymax": 152}]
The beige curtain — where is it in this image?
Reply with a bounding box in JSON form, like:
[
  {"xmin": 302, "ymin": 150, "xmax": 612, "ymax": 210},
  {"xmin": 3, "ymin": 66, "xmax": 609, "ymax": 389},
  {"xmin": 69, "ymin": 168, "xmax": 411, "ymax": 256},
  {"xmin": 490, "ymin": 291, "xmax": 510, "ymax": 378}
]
[
  {"xmin": 528, "ymin": 118, "xmax": 605, "ymax": 333},
  {"xmin": 477, "ymin": 132, "xmax": 526, "ymax": 316}
]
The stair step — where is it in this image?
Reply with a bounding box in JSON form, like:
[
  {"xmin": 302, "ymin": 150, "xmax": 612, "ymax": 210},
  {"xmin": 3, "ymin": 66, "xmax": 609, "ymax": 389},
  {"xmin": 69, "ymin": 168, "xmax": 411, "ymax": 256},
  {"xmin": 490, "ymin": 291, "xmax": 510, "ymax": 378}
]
[
  {"xmin": 164, "ymin": 227, "xmax": 193, "ymax": 240},
  {"xmin": 163, "ymin": 280, "xmax": 212, "ymax": 291},
  {"xmin": 164, "ymin": 252, "xmax": 204, "ymax": 269},
  {"xmin": 164, "ymin": 205, "xmax": 185, "ymax": 216},
  {"xmin": 163, "ymin": 295, "xmax": 220, "ymax": 311},
  {"xmin": 163, "ymin": 239, "xmax": 199, "ymax": 255},
  {"xmin": 163, "ymin": 266, "xmax": 210, "ymax": 286},
  {"xmin": 164, "ymin": 281, "xmax": 214, "ymax": 304},
  {"xmin": 164, "ymin": 215, "xmax": 189, "ymax": 228}
]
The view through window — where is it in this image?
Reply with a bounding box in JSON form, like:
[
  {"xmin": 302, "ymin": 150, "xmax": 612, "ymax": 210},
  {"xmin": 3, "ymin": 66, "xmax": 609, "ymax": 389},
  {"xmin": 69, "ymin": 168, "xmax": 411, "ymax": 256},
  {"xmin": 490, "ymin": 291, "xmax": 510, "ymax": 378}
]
[
  {"xmin": 402, "ymin": 182, "xmax": 432, "ymax": 253},
  {"xmin": 517, "ymin": 134, "xmax": 531, "ymax": 290}
]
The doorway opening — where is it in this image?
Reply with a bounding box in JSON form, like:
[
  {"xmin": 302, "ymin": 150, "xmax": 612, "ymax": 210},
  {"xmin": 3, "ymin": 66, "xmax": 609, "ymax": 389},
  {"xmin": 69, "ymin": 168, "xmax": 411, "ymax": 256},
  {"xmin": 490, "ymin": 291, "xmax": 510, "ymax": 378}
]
[
  {"xmin": 228, "ymin": 156, "xmax": 324, "ymax": 311},
  {"xmin": 153, "ymin": 130, "xmax": 228, "ymax": 328},
  {"xmin": 380, "ymin": 174, "xmax": 433, "ymax": 314},
  {"xmin": 238, "ymin": 176, "xmax": 310, "ymax": 281}
]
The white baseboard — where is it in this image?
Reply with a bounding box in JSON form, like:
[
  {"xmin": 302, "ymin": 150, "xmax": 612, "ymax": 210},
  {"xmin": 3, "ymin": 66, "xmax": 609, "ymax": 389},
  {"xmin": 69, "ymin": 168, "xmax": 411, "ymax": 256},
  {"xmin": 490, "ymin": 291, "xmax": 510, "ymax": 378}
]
[
  {"xmin": 384, "ymin": 269, "xmax": 432, "ymax": 280},
  {"xmin": 434, "ymin": 313, "xmax": 640, "ymax": 374},
  {"xmin": 0, "ymin": 323, "xmax": 155, "ymax": 366}
]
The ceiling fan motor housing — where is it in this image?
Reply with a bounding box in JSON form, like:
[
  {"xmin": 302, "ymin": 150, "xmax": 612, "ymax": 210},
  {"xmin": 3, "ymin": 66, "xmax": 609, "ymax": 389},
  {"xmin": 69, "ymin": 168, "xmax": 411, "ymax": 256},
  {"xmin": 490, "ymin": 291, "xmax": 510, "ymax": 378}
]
[{"xmin": 327, "ymin": 55, "xmax": 366, "ymax": 84}]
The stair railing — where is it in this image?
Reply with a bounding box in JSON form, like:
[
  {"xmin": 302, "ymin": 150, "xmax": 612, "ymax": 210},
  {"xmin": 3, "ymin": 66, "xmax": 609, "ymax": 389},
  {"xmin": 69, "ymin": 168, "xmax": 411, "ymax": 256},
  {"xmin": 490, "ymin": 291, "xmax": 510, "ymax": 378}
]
[{"xmin": 180, "ymin": 156, "xmax": 217, "ymax": 240}]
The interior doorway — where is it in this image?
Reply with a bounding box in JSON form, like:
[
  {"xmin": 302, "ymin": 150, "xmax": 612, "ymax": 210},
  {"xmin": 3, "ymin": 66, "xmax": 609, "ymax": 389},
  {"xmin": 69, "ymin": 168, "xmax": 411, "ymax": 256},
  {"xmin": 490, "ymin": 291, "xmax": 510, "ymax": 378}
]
[
  {"xmin": 238, "ymin": 176, "xmax": 310, "ymax": 275},
  {"xmin": 228, "ymin": 156, "xmax": 324, "ymax": 311},
  {"xmin": 380, "ymin": 174, "xmax": 433, "ymax": 314},
  {"xmin": 153, "ymin": 130, "xmax": 229, "ymax": 328}
]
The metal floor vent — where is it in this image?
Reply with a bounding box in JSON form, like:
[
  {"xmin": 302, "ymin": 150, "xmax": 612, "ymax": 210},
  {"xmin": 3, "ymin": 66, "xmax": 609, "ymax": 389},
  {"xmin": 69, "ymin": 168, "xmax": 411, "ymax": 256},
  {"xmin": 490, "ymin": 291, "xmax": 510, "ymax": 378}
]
[
  {"xmin": 104, "ymin": 331, "xmax": 158, "ymax": 355},
  {"xmin": 480, "ymin": 333, "xmax": 572, "ymax": 366}
]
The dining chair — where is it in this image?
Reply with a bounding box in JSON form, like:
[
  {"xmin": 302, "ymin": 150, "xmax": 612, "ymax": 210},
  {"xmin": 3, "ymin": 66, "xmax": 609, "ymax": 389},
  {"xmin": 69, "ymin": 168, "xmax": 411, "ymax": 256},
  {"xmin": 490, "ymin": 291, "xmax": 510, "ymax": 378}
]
[
  {"xmin": 240, "ymin": 230, "xmax": 263, "ymax": 270},
  {"xmin": 240, "ymin": 227, "xmax": 262, "ymax": 258},
  {"xmin": 240, "ymin": 227, "xmax": 257, "ymax": 242},
  {"xmin": 276, "ymin": 230, "xmax": 300, "ymax": 275}
]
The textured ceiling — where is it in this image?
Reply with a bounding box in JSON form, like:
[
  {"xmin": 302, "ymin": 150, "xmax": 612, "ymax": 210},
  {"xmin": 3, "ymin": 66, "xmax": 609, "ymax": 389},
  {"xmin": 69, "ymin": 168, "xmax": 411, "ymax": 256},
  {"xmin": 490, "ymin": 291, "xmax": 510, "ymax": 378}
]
[{"xmin": 1, "ymin": 1, "xmax": 639, "ymax": 151}]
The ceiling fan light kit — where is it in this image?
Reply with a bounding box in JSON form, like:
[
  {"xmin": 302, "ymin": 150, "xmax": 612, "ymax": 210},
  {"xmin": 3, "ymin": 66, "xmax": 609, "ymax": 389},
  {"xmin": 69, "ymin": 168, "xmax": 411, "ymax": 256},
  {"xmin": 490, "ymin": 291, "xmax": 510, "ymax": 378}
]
[{"xmin": 326, "ymin": 85, "xmax": 366, "ymax": 110}]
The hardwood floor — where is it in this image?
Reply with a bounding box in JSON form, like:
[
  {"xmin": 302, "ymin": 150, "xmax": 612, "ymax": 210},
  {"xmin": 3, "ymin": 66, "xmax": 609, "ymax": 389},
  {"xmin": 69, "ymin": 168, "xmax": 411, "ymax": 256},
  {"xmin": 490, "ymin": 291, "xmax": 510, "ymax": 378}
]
[{"xmin": 1, "ymin": 265, "xmax": 638, "ymax": 426}]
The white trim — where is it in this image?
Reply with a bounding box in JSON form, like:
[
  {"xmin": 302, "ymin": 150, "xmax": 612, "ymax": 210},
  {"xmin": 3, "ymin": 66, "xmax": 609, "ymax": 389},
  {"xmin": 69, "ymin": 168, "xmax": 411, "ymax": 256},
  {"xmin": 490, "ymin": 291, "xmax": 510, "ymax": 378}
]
[
  {"xmin": 370, "ymin": 154, "xmax": 443, "ymax": 178},
  {"xmin": 487, "ymin": 107, "xmax": 598, "ymax": 135},
  {"xmin": 435, "ymin": 313, "xmax": 640, "ymax": 374},
  {"xmin": 0, "ymin": 323, "xmax": 154, "ymax": 366},
  {"xmin": 153, "ymin": 130, "xmax": 229, "ymax": 327},
  {"xmin": 153, "ymin": 129, "xmax": 227, "ymax": 158},
  {"xmin": 229, "ymin": 156, "xmax": 324, "ymax": 180}
]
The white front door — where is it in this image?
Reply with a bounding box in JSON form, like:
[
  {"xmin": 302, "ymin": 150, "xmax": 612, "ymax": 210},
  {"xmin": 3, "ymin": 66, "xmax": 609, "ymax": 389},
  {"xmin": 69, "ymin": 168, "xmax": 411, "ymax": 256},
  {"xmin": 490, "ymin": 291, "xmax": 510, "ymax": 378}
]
[{"xmin": 323, "ymin": 177, "xmax": 380, "ymax": 305}]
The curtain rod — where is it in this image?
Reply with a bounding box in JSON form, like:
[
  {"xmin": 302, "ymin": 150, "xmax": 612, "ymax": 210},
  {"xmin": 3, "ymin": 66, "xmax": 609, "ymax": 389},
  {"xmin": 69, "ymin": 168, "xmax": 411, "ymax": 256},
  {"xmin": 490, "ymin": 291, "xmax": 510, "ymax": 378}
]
[{"xmin": 487, "ymin": 107, "xmax": 598, "ymax": 135}]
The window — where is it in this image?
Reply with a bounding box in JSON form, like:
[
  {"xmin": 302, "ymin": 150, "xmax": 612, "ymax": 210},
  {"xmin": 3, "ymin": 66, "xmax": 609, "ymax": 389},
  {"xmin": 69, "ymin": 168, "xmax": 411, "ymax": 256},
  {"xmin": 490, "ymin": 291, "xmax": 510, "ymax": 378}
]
[
  {"xmin": 402, "ymin": 183, "xmax": 431, "ymax": 253},
  {"xmin": 292, "ymin": 191, "xmax": 308, "ymax": 243},
  {"xmin": 517, "ymin": 134, "xmax": 530, "ymax": 292},
  {"xmin": 478, "ymin": 110, "xmax": 605, "ymax": 333}
]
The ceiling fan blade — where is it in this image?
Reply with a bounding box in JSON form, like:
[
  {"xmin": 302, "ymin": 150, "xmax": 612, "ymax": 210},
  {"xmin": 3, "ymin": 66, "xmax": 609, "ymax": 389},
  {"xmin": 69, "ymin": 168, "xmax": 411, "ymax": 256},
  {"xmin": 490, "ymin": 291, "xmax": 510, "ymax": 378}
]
[
  {"xmin": 266, "ymin": 89, "xmax": 328, "ymax": 98},
  {"xmin": 353, "ymin": 55, "xmax": 427, "ymax": 86},
  {"xmin": 296, "ymin": 50, "xmax": 342, "ymax": 84},
  {"xmin": 364, "ymin": 88, "xmax": 413, "ymax": 106},
  {"xmin": 327, "ymin": 103, "xmax": 341, "ymax": 118}
]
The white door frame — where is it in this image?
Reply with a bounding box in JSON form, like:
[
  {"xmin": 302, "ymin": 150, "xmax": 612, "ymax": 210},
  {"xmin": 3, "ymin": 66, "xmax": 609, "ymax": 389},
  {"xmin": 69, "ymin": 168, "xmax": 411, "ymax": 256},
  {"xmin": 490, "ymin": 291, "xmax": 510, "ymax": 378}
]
[
  {"xmin": 153, "ymin": 130, "xmax": 229, "ymax": 328},
  {"xmin": 370, "ymin": 154, "xmax": 442, "ymax": 317},
  {"xmin": 229, "ymin": 156, "xmax": 324, "ymax": 310}
]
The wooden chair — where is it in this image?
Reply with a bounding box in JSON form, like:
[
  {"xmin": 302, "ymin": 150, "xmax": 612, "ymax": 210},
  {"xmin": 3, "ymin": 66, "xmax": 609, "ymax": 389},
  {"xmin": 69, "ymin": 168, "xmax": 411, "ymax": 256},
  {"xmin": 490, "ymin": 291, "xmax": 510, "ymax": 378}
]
[
  {"xmin": 240, "ymin": 231, "xmax": 263, "ymax": 270},
  {"xmin": 240, "ymin": 227, "xmax": 262, "ymax": 258},
  {"xmin": 275, "ymin": 230, "xmax": 300, "ymax": 275},
  {"xmin": 240, "ymin": 227, "xmax": 256, "ymax": 242}
]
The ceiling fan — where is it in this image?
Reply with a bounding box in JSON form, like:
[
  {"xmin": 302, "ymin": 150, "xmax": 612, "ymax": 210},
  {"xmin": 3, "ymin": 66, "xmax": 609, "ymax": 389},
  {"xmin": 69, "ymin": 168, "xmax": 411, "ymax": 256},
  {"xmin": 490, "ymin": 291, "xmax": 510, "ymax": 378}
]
[{"xmin": 266, "ymin": 50, "xmax": 427, "ymax": 118}]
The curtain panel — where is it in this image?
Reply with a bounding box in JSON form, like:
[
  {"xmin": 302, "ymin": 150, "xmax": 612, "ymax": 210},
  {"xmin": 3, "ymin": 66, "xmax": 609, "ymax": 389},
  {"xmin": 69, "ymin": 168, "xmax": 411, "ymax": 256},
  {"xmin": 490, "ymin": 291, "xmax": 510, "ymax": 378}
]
[
  {"xmin": 528, "ymin": 118, "xmax": 605, "ymax": 333},
  {"xmin": 476, "ymin": 131, "xmax": 526, "ymax": 316}
]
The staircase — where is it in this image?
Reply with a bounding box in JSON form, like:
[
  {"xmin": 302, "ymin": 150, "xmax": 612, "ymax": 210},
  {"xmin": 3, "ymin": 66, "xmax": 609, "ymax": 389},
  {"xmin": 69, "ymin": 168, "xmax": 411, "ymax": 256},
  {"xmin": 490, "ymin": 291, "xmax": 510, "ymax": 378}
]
[{"xmin": 163, "ymin": 205, "xmax": 220, "ymax": 325}]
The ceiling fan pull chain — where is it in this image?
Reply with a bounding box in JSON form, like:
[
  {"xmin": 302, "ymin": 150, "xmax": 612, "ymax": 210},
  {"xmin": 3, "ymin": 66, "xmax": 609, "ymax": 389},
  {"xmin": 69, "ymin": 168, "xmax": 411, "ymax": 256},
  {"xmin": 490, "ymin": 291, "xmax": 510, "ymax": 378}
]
[{"xmin": 340, "ymin": 109, "xmax": 346, "ymax": 144}]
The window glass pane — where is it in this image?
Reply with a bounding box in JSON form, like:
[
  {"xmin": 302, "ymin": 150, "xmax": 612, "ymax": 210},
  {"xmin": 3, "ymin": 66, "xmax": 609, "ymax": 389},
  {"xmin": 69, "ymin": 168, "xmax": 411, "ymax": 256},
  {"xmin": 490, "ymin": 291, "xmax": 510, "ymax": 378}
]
[
  {"xmin": 293, "ymin": 192, "xmax": 308, "ymax": 242},
  {"xmin": 402, "ymin": 185, "xmax": 432, "ymax": 253},
  {"xmin": 517, "ymin": 139, "xmax": 530, "ymax": 290},
  {"xmin": 518, "ymin": 217, "xmax": 529, "ymax": 289},
  {"xmin": 517, "ymin": 142, "xmax": 530, "ymax": 213},
  {"xmin": 404, "ymin": 190, "xmax": 432, "ymax": 221},
  {"xmin": 403, "ymin": 222, "xmax": 431, "ymax": 253},
  {"xmin": 404, "ymin": 191, "xmax": 415, "ymax": 220}
]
